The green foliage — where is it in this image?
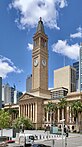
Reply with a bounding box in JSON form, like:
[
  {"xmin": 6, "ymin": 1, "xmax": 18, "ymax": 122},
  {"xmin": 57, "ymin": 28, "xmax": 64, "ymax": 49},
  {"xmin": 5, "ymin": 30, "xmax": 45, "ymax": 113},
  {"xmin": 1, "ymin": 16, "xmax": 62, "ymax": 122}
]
[
  {"xmin": 71, "ymin": 101, "xmax": 82, "ymax": 117},
  {"xmin": 0, "ymin": 109, "xmax": 11, "ymax": 129},
  {"xmin": 8, "ymin": 108, "xmax": 19, "ymax": 115},
  {"xmin": 44, "ymin": 102, "xmax": 57, "ymax": 112},
  {"xmin": 12, "ymin": 116, "xmax": 34, "ymax": 130},
  {"xmin": 44, "ymin": 102, "xmax": 57, "ymax": 125},
  {"xmin": 58, "ymin": 98, "xmax": 67, "ymax": 109}
]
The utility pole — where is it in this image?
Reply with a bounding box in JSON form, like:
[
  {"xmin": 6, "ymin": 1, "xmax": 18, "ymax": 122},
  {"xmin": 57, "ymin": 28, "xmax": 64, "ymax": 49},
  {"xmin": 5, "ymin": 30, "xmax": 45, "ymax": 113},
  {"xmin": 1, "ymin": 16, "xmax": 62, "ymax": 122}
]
[
  {"xmin": 60, "ymin": 119, "xmax": 65, "ymax": 147},
  {"xmin": 65, "ymin": 136, "xmax": 67, "ymax": 147}
]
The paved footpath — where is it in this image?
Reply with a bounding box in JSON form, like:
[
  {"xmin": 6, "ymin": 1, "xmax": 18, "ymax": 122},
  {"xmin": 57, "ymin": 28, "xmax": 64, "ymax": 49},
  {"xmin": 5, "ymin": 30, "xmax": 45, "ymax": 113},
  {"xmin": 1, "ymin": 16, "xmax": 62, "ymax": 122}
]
[{"xmin": 37, "ymin": 133, "xmax": 82, "ymax": 147}]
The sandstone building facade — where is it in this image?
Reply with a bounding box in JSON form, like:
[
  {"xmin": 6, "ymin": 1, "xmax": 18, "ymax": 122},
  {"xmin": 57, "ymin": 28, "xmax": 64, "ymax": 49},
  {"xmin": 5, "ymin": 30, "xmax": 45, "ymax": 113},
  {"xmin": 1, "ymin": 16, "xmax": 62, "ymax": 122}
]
[{"xmin": 18, "ymin": 19, "xmax": 82, "ymax": 132}]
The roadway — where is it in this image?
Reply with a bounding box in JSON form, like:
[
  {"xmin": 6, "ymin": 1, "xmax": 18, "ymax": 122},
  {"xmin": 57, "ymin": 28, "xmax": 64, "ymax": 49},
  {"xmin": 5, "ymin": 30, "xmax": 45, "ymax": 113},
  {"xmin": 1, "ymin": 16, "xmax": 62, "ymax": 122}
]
[{"xmin": 37, "ymin": 133, "xmax": 82, "ymax": 147}]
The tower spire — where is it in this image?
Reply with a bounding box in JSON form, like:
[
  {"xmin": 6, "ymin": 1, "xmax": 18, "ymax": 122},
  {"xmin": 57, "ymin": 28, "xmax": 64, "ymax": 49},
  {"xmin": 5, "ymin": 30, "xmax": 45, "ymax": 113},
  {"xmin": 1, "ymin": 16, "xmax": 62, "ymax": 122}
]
[{"xmin": 36, "ymin": 17, "xmax": 45, "ymax": 33}]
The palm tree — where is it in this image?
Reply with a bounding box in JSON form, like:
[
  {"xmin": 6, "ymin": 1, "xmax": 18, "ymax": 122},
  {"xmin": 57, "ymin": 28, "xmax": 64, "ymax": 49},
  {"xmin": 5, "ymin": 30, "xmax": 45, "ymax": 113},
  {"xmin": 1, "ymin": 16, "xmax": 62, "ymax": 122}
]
[
  {"xmin": 58, "ymin": 98, "xmax": 67, "ymax": 120},
  {"xmin": 71, "ymin": 100, "xmax": 82, "ymax": 132},
  {"xmin": 44, "ymin": 102, "xmax": 57, "ymax": 125}
]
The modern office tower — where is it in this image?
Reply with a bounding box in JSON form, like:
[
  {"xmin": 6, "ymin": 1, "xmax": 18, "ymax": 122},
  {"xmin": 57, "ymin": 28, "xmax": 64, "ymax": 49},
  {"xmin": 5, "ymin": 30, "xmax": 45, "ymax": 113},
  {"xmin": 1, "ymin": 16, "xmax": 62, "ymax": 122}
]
[
  {"xmin": 2, "ymin": 83, "xmax": 23, "ymax": 104},
  {"xmin": 54, "ymin": 65, "xmax": 76, "ymax": 93},
  {"xmin": 73, "ymin": 61, "xmax": 79, "ymax": 91},
  {"xmin": 51, "ymin": 87, "xmax": 68, "ymax": 99},
  {"xmin": 0, "ymin": 77, "xmax": 2, "ymax": 108},
  {"xmin": 79, "ymin": 43, "xmax": 82, "ymax": 91},
  {"xmin": 14, "ymin": 90, "xmax": 23, "ymax": 104},
  {"xmin": 2, "ymin": 83, "xmax": 15, "ymax": 104},
  {"xmin": 26, "ymin": 74, "xmax": 32, "ymax": 92},
  {"xmin": 2, "ymin": 84, "xmax": 10, "ymax": 104}
]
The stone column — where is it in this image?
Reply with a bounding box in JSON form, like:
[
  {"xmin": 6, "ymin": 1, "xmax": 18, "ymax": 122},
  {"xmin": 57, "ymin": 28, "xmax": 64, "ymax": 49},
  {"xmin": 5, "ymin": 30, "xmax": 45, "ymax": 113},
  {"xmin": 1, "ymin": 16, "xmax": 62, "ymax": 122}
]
[
  {"xmin": 62, "ymin": 109, "xmax": 64, "ymax": 119},
  {"xmin": 49, "ymin": 112, "xmax": 52, "ymax": 125},
  {"xmin": 26, "ymin": 104, "xmax": 27, "ymax": 118},
  {"xmin": 27, "ymin": 104, "xmax": 28, "ymax": 117},
  {"xmin": 35, "ymin": 103, "xmax": 37, "ymax": 123},
  {"xmin": 69, "ymin": 107, "xmax": 72, "ymax": 123},
  {"xmin": 32, "ymin": 104, "xmax": 33, "ymax": 121},
  {"xmin": 58, "ymin": 108, "xmax": 60, "ymax": 123},
  {"xmin": 67, "ymin": 106, "xmax": 69, "ymax": 123},
  {"xmin": 22, "ymin": 105, "xmax": 24, "ymax": 116},
  {"xmin": 19, "ymin": 105, "xmax": 21, "ymax": 117},
  {"xmin": 46, "ymin": 112, "xmax": 48, "ymax": 123},
  {"xmin": 21, "ymin": 105, "xmax": 22, "ymax": 116},
  {"xmin": 28, "ymin": 104, "xmax": 30, "ymax": 118},
  {"xmin": 24, "ymin": 105, "xmax": 26, "ymax": 117},
  {"xmin": 30, "ymin": 104, "xmax": 32, "ymax": 121},
  {"xmin": 24, "ymin": 105, "xmax": 26, "ymax": 116},
  {"xmin": 33, "ymin": 103, "xmax": 35, "ymax": 122}
]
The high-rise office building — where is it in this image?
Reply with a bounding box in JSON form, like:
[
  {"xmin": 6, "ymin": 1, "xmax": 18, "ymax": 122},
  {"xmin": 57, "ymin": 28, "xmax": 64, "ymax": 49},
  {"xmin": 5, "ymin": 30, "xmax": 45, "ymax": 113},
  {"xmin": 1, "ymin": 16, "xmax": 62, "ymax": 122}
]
[
  {"xmin": 14, "ymin": 90, "xmax": 23, "ymax": 104},
  {"xmin": 26, "ymin": 74, "xmax": 32, "ymax": 92},
  {"xmin": 0, "ymin": 77, "xmax": 2, "ymax": 108},
  {"xmin": 2, "ymin": 83, "xmax": 22, "ymax": 104},
  {"xmin": 79, "ymin": 43, "xmax": 82, "ymax": 91},
  {"xmin": 2, "ymin": 83, "xmax": 15, "ymax": 104},
  {"xmin": 73, "ymin": 61, "xmax": 79, "ymax": 91},
  {"xmin": 54, "ymin": 65, "xmax": 76, "ymax": 93}
]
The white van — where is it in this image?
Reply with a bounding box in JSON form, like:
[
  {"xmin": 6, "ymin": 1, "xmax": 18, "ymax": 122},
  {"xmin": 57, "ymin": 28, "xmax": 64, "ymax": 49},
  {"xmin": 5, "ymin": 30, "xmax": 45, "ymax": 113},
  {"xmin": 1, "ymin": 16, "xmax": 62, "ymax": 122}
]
[{"xmin": 19, "ymin": 133, "xmax": 35, "ymax": 145}]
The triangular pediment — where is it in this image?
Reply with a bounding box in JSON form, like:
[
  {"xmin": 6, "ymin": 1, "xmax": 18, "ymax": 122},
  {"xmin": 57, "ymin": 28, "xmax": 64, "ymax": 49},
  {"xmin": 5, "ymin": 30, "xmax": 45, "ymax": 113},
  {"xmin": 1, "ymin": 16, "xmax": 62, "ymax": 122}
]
[{"xmin": 19, "ymin": 92, "xmax": 35, "ymax": 101}]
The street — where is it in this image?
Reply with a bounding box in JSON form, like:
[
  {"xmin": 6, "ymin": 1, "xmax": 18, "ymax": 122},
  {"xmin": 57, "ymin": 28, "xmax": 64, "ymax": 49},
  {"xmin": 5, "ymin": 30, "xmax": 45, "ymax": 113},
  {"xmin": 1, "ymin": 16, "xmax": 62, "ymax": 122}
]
[{"xmin": 36, "ymin": 133, "xmax": 82, "ymax": 147}]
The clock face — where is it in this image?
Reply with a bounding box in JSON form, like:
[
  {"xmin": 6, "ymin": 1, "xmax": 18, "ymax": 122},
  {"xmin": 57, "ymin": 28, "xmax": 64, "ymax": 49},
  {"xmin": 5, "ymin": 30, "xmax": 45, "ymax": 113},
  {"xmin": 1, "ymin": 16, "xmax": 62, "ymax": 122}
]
[
  {"xmin": 42, "ymin": 59, "xmax": 46, "ymax": 66},
  {"xmin": 34, "ymin": 59, "xmax": 38, "ymax": 66}
]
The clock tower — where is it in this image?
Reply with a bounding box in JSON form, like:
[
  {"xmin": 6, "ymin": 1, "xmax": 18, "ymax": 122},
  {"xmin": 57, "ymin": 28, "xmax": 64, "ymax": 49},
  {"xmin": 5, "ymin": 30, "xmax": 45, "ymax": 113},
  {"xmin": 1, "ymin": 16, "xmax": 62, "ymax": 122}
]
[{"xmin": 31, "ymin": 18, "xmax": 50, "ymax": 97}]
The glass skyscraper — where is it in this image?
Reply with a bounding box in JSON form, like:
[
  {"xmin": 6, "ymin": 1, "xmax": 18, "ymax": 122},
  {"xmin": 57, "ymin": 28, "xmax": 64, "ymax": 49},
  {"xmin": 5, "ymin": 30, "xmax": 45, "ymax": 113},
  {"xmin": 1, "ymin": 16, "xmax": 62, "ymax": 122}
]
[
  {"xmin": 73, "ymin": 61, "xmax": 79, "ymax": 91},
  {"xmin": 26, "ymin": 74, "xmax": 32, "ymax": 92},
  {"xmin": 79, "ymin": 44, "xmax": 82, "ymax": 91},
  {"xmin": 0, "ymin": 77, "xmax": 2, "ymax": 108}
]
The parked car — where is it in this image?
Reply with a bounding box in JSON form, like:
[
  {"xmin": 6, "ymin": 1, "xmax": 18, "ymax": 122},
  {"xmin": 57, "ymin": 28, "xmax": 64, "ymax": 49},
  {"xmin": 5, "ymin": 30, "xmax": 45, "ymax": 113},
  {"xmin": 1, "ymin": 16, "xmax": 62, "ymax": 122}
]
[
  {"xmin": 0, "ymin": 136, "xmax": 9, "ymax": 147},
  {"xmin": 24, "ymin": 143, "xmax": 51, "ymax": 147},
  {"xmin": 6, "ymin": 140, "xmax": 15, "ymax": 144},
  {"xmin": 31, "ymin": 144, "xmax": 51, "ymax": 147}
]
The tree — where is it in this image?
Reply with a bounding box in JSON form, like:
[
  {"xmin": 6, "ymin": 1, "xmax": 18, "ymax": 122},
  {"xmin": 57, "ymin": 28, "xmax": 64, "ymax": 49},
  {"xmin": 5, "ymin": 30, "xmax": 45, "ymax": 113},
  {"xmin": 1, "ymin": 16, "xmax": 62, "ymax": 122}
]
[
  {"xmin": 0, "ymin": 110, "xmax": 11, "ymax": 136},
  {"xmin": 44, "ymin": 102, "xmax": 57, "ymax": 125},
  {"xmin": 12, "ymin": 116, "xmax": 34, "ymax": 131},
  {"xmin": 71, "ymin": 100, "xmax": 82, "ymax": 132},
  {"xmin": 9, "ymin": 108, "xmax": 19, "ymax": 120},
  {"xmin": 58, "ymin": 98, "xmax": 67, "ymax": 120},
  {"xmin": 58, "ymin": 98, "xmax": 67, "ymax": 109}
]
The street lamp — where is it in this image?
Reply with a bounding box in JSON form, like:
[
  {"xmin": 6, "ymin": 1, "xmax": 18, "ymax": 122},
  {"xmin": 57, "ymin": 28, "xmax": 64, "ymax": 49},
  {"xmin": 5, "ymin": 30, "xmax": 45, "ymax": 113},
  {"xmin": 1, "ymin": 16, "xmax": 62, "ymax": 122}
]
[{"xmin": 60, "ymin": 119, "xmax": 65, "ymax": 147}]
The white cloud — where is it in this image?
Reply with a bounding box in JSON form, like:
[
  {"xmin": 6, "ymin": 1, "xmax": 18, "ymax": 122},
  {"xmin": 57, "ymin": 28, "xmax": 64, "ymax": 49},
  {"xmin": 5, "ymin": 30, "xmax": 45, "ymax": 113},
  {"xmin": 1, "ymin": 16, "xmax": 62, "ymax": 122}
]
[
  {"xmin": 70, "ymin": 27, "xmax": 82, "ymax": 38},
  {"xmin": 27, "ymin": 43, "xmax": 33, "ymax": 51},
  {"xmin": 52, "ymin": 40, "xmax": 79, "ymax": 60},
  {"xmin": 0, "ymin": 55, "xmax": 23, "ymax": 79},
  {"xmin": 9, "ymin": 0, "xmax": 67, "ymax": 29}
]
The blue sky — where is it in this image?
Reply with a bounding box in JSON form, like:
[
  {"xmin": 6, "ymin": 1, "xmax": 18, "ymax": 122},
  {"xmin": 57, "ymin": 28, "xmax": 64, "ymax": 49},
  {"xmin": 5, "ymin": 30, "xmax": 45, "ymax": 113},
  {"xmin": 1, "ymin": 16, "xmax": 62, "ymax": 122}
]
[{"xmin": 0, "ymin": 0, "xmax": 82, "ymax": 92}]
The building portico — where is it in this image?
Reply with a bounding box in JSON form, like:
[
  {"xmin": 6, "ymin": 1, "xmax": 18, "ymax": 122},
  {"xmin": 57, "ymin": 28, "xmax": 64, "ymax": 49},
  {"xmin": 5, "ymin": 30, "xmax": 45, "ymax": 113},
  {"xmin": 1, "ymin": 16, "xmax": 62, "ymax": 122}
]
[{"xmin": 19, "ymin": 93, "xmax": 49, "ymax": 129}]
